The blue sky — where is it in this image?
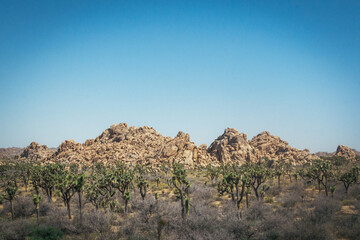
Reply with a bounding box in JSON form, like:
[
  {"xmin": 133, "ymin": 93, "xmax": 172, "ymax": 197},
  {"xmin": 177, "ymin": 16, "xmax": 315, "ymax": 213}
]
[{"xmin": 0, "ymin": 0, "xmax": 359, "ymax": 152}]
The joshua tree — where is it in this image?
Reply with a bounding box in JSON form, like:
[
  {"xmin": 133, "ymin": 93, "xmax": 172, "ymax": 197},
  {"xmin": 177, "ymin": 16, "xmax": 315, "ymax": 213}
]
[
  {"xmin": 205, "ymin": 164, "xmax": 220, "ymax": 185},
  {"xmin": 112, "ymin": 163, "xmax": 134, "ymax": 214},
  {"xmin": 55, "ymin": 165, "xmax": 76, "ymax": 219},
  {"xmin": 170, "ymin": 163, "xmax": 190, "ymax": 219},
  {"xmin": 3, "ymin": 180, "xmax": 18, "ymax": 220},
  {"xmin": 137, "ymin": 175, "xmax": 149, "ymax": 200},
  {"xmin": 73, "ymin": 169, "xmax": 86, "ymax": 223},
  {"xmin": 86, "ymin": 167, "xmax": 117, "ymax": 211},
  {"xmin": 33, "ymin": 194, "xmax": 42, "ymax": 225},
  {"xmin": 339, "ymin": 168, "xmax": 357, "ymax": 194},
  {"xmin": 36, "ymin": 164, "xmax": 62, "ymax": 202},
  {"xmin": 307, "ymin": 160, "xmax": 333, "ymax": 196},
  {"xmin": 329, "ymin": 186, "xmax": 336, "ymax": 198},
  {"xmin": 248, "ymin": 162, "xmax": 271, "ymax": 200},
  {"xmin": 217, "ymin": 164, "xmax": 250, "ymax": 213},
  {"xmin": 273, "ymin": 163, "xmax": 284, "ymax": 188},
  {"xmin": 17, "ymin": 162, "xmax": 32, "ymax": 192}
]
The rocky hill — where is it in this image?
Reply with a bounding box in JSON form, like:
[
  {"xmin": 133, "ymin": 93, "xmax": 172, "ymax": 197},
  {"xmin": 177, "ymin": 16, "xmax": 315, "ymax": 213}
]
[
  {"xmin": 315, "ymin": 146, "xmax": 359, "ymax": 159},
  {"xmin": 17, "ymin": 123, "xmax": 204, "ymax": 167},
  {"xmin": 16, "ymin": 123, "xmax": 357, "ymax": 167},
  {"xmin": 249, "ymin": 131, "xmax": 319, "ymax": 164},
  {"xmin": 335, "ymin": 145, "xmax": 357, "ymax": 160},
  {"xmin": 0, "ymin": 147, "xmax": 23, "ymax": 159},
  {"xmin": 207, "ymin": 128, "xmax": 256, "ymax": 164},
  {"xmin": 18, "ymin": 142, "xmax": 56, "ymax": 161}
]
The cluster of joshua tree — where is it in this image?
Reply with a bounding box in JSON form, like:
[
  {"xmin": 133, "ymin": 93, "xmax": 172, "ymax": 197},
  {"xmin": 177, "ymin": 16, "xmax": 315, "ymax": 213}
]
[
  {"xmin": 0, "ymin": 156, "xmax": 359, "ymax": 224},
  {"xmin": 0, "ymin": 160, "xmax": 191, "ymax": 223},
  {"xmin": 206, "ymin": 158, "xmax": 359, "ymax": 216}
]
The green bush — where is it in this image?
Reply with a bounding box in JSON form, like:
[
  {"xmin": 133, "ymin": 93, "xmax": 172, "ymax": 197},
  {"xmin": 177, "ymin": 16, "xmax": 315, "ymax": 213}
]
[
  {"xmin": 28, "ymin": 226, "xmax": 64, "ymax": 240},
  {"xmin": 342, "ymin": 199, "xmax": 357, "ymax": 206}
]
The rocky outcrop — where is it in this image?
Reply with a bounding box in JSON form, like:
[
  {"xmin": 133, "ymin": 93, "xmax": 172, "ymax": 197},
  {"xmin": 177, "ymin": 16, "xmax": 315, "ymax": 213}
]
[
  {"xmin": 249, "ymin": 131, "xmax": 319, "ymax": 164},
  {"xmin": 207, "ymin": 128, "xmax": 256, "ymax": 164},
  {"xmin": 0, "ymin": 147, "xmax": 23, "ymax": 159},
  {"xmin": 17, "ymin": 142, "xmax": 55, "ymax": 161},
  {"xmin": 17, "ymin": 123, "xmax": 325, "ymax": 167},
  {"xmin": 50, "ymin": 123, "xmax": 170, "ymax": 165},
  {"xmin": 335, "ymin": 145, "xmax": 356, "ymax": 160},
  {"xmin": 19, "ymin": 123, "xmax": 202, "ymax": 167},
  {"xmin": 159, "ymin": 131, "xmax": 199, "ymax": 167}
]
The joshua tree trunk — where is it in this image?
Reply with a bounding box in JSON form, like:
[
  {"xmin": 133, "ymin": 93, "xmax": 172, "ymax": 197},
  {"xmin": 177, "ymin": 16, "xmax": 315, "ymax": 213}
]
[
  {"xmin": 278, "ymin": 175, "xmax": 281, "ymax": 188},
  {"xmin": 253, "ymin": 186, "xmax": 260, "ymax": 200},
  {"xmin": 78, "ymin": 192, "xmax": 82, "ymax": 223},
  {"xmin": 47, "ymin": 192, "xmax": 52, "ymax": 203},
  {"xmin": 124, "ymin": 199, "xmax": 129, "ymax": 214},
  {"xmin": 36, "ymin": 204, "xmax": 40, "ymax": 225},
  {"xmin": 246, "ymin": 192, "xmax": 249, "ymax": 208},
  {"xmin": 10, "ymin": 200, "xmax": 14, "ymax": 220},
  {"xmin": 67, "ymin": 201, "xmax": 72, "ymax": 219},
  {"xmin": 344, "ymin": 183, "xmax": 349, "ymax": 194},
  {"xmin": 180, "ymin": 193, "xmax": 185, "ymax": 219}
]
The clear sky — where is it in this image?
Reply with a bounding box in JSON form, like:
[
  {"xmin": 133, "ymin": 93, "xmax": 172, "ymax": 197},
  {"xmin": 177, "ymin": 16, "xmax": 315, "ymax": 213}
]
[{"xmin": 0, "ymin": 0, "xmax": 359, "ymax": 152}]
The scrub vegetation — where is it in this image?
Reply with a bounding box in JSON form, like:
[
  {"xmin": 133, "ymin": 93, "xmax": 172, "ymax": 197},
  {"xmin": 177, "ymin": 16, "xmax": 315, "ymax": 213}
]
[{"xmin": 0, "ymin": 156, "xmax": 359, "ymax": 240}]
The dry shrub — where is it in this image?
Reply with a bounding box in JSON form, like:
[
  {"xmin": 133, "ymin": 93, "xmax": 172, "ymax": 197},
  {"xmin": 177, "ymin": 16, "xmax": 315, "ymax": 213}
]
[{"xmin": 0, "ymin": 219, "xmax": 33, "ymax": 240}]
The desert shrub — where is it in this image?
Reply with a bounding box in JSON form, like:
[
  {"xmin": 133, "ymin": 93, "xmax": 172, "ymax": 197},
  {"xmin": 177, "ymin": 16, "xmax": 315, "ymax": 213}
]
[
  {"xmin": 280, "ymin": 192, "xmax": 301, "ymax": 209},
  {"xmin": 44, "ymin": 208, "xmax": 77, "ymax": 234},
  {"xmin": 267, "ymin": 184, "xmax": 281, "ymax": 196},
  {"xmin": 39, "ymin": 199, "xmax": 53, "ymax": 216},
  {"xmin": 334, "ymin": 215, "xmax": 360, "ymax": 239},
  {"xmin": 341, "ymin": 198, "xmax": 357, "ymax": 206},
  {"xmin": 14, "ymin": 196, "xmax": 35, "ymax": 218},
  {"xmin": 78, "ymin": 209, "xmax": 116, "ymax": 237},
  {"xmin": 283, "ymin": 220, "xmax": 334, "ymax": 240},
  {"xmin": 354, "ymin": 199, "xmax": 360, "ymax": 211},
  {"xmin": 1, "ymin": 196, "xmax": 35, "ymax": 219},
  {"xmin": 349, "ymin": 184, "xmax": 360, "ymax": 199},
  {"xmin": 311, "ymin": 196, "xmax": 341, "ymax": 224},
  {"xmin": 27, "ymin": 226, "xmax": 64, "ymax": 240},
  {"xmin": 0, "ymin": 219, "xmax": 33, "ymax": 240}
]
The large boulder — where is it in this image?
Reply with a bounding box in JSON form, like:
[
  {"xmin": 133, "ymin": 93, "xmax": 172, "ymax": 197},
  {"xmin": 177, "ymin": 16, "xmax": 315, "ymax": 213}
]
[
  {"xmin": 160, "ymin": 131, "xmax": 199, "ymax": 167},
  {"xmin": 207, "ymin": 128, "xmax": 255, "ymax": 164},
  {"xmin": 17, "ymin": 142, "xmax": 55, "ymax": 162},
  {"xmin": 335, "ymin": 145, "xmax": 356, "ymax": 160}
]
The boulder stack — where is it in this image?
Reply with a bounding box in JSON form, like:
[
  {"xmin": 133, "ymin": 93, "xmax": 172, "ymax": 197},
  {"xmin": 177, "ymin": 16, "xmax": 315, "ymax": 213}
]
[
  {"xmin": 249, "ymin": 131, "xmax": 319, "ymax": 164},
  {"xmin": 335, "ymin": 145, "xmax": 356, "ymax": 160}
]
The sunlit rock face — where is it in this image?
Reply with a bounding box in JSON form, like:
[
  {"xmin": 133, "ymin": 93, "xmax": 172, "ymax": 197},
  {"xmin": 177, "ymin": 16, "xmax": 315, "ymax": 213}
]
[
  {"xmin": 207, "ymin": 128, "xmax": 255, "ymax": 165},
  {"xmin": 249, "ymin": 131, "xmax": 319, "ymax": 164},
  {"xmin": 335, "ymin": 145, "xmax": 356, "ymax": 160},
  {"xmin": 17, "ymin": 123, "xmax": 322, "ymax": 167}
]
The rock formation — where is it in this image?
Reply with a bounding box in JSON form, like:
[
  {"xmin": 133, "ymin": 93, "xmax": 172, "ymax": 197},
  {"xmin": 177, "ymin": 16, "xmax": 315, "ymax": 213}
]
[
  {"xmin": 249, "ymin": 131, "xmax": 319, "ymax": 164},
  {"xmin": 0, "ymin": 147, "xmax": 23, "ymax": 159},
  {"xmin": 207, "ymin": 128, "xmax": 255, "ymax": 164},
  {"xmin": 16, "ymin": 123, "xmax": 327, "ymax": 167},
  {"xmin": 17, "ymin": 123, "xmax": 203, "ymax": 167},
  {"xmin": 335, "ymin": 145, "xmax": 356, "ymax": 160},
  {"xmin": 159, "ymin": 131, "xmax": 199, "ymax": 167},
  {"xmin": 17, "ymin": 142, "xmax": 55, "ymax": 161}
]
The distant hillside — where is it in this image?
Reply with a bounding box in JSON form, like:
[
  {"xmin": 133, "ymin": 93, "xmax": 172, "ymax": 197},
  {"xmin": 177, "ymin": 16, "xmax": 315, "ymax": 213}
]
[
  {"xmin": 315, "ymin": 148, "xmax": 360, "ymax": 157},
  {"xmin": 0, "ymin": 147, "xmax": 23, "ymax": 159}
]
